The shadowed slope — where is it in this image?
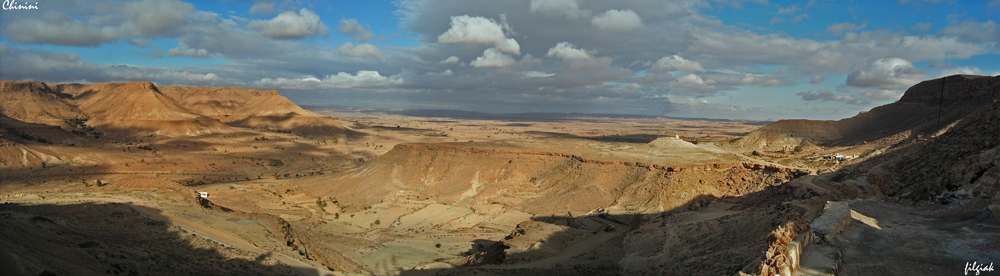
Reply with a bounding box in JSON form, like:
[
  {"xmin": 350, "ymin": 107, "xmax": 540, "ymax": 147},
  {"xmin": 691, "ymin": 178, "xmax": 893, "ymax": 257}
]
[
  {"xmin": 0, "ymin": 202, "xmax": 302, "ymax": 276},
  {"xmin": 847, "ymin": 97, "xmax": 1000, "ymax": 202},
  {"xmin": 735, "ymin": 75, "xmax": 1000, "ymax": 151},
  {"xmin": 0, "ymin": 113, "xmax": 81, "ymax": 145},
  {"xmin": 0, "ymin": 81, "xmax": 86, "ymax": 126}
]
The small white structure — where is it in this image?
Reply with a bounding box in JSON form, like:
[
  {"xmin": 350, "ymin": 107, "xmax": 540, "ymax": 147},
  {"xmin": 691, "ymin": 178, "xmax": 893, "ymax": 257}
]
[
  {"xmin": 198, "ymin": 192, "xmax": 209, "ymax": 198},
  {"xmin": 834, "ymin": 153, "xmax": 855, "ymax": 161}
]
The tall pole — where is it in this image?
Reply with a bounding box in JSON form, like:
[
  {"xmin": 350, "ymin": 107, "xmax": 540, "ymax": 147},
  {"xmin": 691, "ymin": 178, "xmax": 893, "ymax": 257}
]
[
  {"xmin": 937, "ymin": 77, "xmax": 945, "ymax": 132},
  {"xmin": 934, "ymin": 76, "xmax": 945, "ymax": 153}
]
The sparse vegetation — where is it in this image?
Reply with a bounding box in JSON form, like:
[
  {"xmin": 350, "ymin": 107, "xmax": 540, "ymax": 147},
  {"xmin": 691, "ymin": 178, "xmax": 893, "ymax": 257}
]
[{"xmin": 4, "ymin": 74, "xmax": 997, "ymax": 276}]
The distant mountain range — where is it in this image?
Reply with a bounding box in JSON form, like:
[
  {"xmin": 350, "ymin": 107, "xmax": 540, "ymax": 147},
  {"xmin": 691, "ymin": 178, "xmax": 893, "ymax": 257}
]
[{"xmin": 303, "ymin": 105, "xmax": 771, "ymax": 124}]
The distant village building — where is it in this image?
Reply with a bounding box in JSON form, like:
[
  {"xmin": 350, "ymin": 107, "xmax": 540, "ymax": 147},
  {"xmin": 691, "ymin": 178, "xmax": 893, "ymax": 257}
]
[
  {"xmin": 818, "ymin": 153, "xmax": 855, "ymax": 161},
  {"xmin": 199, "ymin": 192, "xmax": 209, "ymax": 198},
  {"xmin": 834, "ymin": 153, "xmax": 855, "ymax": 161}
]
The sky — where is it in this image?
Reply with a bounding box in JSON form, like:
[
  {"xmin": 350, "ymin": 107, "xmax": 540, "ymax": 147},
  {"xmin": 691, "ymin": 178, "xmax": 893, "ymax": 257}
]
[{"xmin": 0, "ymin": 0, "xmax": 998, "ymax": 120}]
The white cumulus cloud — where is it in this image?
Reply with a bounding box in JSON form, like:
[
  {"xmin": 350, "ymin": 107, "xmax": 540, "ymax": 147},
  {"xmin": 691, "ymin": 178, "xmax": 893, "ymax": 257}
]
[
  {"xmin": 338, "ymin": 18, "xmax": 374, "ymax": 41},
  {"xmin": 938, "ymin": 19, "xmax": 1000, "ymax": 43},
  {"xmin": 255, "ymin": 71, "xmax": 403, "ymax": 90},
  {"xmin": 0, "ymin": 0, "xmax": 195, "ymax": 46},
  {"xmin": 591, "ymin": 9, "xmax": 643, "ymax": 31},
  {"xmin": 521, "ymin": 71, "xmax": 555, "ymax": 78},
  {"xmin": 167, "ymin": 42, "xmax": 210, "ymax": 58},
  {"xmin": 247, "ymin": 8, "xmax": 330, "ymax": 39},
  {"xmin": 650, "ymin": 55, "xmax": 705, "ymax": 72},
  {"xmin": 546, "ymin": 42, "xmax": 592, "ymax": 60},
  {"xmin": 470, "ymin": 48, "xmax": 516, "ymax": 68},
  {"xmin": 674, "ymin": 74, "xmax": 713, "ymax": 87},
  {"xmin": 797, "ymin": 88, "xmax": 873, "ymax": 105},
  {"xmin": 249, "ymin": 0, "xmax": 275, "ymax": 14},
  {"xmin": 939, "ymin": 66, "xmax": 999, "ymax": 77},
  {"xmin": 438, "ymin": 15, "xmax": 520, "ymax": 55},
  {"xmin": 846, "ymin": 58, "xmax": 925, "ymax": 90},
  {"xmin": 336, "ymin": 42, "xmax": 383, "ymax": 59},
  {"xmin": 530, "ymin": 0, "xmax": 589, "ymax": 20}
]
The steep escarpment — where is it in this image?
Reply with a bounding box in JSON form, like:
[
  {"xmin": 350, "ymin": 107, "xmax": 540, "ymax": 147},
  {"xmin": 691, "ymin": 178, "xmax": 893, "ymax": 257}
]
[
  {"xmin": 157, "ymin": 86, "xmax": 285, "ymax": 121},
  {"xmin": 300, "ymin": 143, "xmax": 806, "ymax": 215},
  {"xmin": 856, "ymin": 98, "xmax": 1000, "ymax": 202},
  {"xmin": 735, "ymin": 75, "xmax": 1000, "ymax": 151},
  {"xmin": 0, "ymin": 81, "xmax": 86, "ymax": 126},
  {"xmin": 2, "ymin": 81, "xmax": 349, "ymax": 138},
  {"xmin": 158, "ymin": 85, "xmax": 352, "ymax": 136},
  {"xmin": 72, "ymin": 82, "xmax": 231, "ymax": 136}
]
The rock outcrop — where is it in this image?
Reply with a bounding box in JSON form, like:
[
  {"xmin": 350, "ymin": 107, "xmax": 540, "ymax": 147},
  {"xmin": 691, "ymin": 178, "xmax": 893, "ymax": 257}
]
[
  {"xmin": 159, "ymin": 85, "xmax": 353, "ymax": 136},
  {"xmin": 735, "ymin": 75, "xmax": 1000, "ymax": 151},
  {"xmin": 0, "ymin": 81, "xmax": 86, "ymax": 126},
  {"xmin": 72, "ymin": 82, "xmax": 230, "ymax": 136},
  {"xmin": 0, "ymin": 80, "xmax": 351, "ymax": 138}
]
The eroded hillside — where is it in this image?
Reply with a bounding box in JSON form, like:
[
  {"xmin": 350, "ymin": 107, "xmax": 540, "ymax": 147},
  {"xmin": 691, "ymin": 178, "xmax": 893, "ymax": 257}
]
[{"xmin": 2, "ymin": 76, "xmax": 998, "ymax": 276}]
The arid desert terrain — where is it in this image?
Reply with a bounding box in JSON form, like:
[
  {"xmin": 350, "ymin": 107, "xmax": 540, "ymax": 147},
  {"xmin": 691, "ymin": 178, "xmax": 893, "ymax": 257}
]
[{"xmin": 1, "ymin": 75, "xmax": 998, "ymax": 276}]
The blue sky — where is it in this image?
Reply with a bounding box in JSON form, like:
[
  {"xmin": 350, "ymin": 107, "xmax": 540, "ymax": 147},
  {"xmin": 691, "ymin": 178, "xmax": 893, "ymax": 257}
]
[{"xmin": 1, "ymin": 0, "xmax": 997, "ymax": 120}]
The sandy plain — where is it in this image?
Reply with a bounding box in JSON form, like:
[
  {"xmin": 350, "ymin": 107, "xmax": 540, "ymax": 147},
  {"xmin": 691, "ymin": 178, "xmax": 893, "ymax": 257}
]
[
  {"xmin": 1, "ymin": 109, "xmax": 784, "ymax": 276},
  {"xmin": 3, "ymin": 75, "xmax": 998, "ymax": 276}
]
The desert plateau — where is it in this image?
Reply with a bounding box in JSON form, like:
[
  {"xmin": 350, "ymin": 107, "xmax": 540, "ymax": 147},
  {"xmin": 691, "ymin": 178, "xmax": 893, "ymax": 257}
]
[
  {"xmin": 0, "ymin": 74, "xmax": 997, "ymax": 276},
  {"xmin": 2, "ymin": 1, "xmax": 998, "ymax": 275}
]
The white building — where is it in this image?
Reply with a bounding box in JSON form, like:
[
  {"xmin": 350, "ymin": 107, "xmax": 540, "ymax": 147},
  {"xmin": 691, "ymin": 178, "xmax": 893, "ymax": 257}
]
[{"xmin": 834, "ymin": 154, "xmax": 854, "ymax": 161}]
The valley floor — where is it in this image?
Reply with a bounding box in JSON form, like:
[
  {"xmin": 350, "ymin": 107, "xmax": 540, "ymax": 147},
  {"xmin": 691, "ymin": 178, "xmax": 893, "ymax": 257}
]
[{"xmin": 2, "ymin": 109, "xmax": 997, "ymax": 276}]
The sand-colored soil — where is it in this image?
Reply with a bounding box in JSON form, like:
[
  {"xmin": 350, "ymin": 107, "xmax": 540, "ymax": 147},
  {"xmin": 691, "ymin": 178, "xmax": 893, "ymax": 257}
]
[{"xmin": 3, "ymin": 77, "xmax": 998, "ymax": 276}]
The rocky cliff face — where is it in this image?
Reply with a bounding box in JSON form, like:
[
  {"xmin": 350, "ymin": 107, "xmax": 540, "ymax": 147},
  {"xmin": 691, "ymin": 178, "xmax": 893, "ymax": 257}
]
[
  {"xmin": 0, "ymin": 81, "xmax": 86, "ymax": 126},
  {"xmin": 898, "ymin": 74, "xmax": 1000, "ymax": 104},
  {"xmin": 158, "ymin": 85, "xmax": 351, "ymax": 136},
  {"xmin": 71, "ymin": 81, "xmax": 230, "ymax": 136},
  {"xmin": 864, "ymin": 97, "xmax": 1000, "ymax": 202},
  {"xmin": 735, "ymin": 75, "xmax": 1000, "ymax": 150},
  {"xmin": 0, "ymin": 80, "xmax": 350, "ymax": 138}
]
